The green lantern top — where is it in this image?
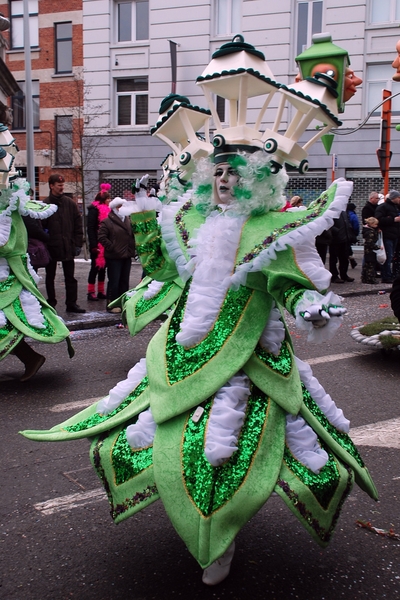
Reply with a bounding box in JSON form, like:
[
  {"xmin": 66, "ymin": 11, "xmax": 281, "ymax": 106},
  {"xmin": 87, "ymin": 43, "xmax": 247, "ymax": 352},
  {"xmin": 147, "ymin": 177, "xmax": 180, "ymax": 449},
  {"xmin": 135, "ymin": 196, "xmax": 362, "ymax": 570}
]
[{"xmin": 295, "ymin": 33, "xmax": 350, "ymax": 112}]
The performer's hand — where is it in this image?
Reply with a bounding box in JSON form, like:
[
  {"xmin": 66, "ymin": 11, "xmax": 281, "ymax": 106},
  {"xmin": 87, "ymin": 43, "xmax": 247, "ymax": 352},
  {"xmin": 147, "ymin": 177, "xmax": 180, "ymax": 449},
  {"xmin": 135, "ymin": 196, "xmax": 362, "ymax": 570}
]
[
  {"xmin": 135, "ymin": 174, "xmax": 149, "ymax": 199},
  {"xmin": 75, "ymin": 246, "xmax": 82, "ymax": 256},
  {"xmin": 301, "ymin": 303, "xmax": 346, "ymax": 329},
  {"xmin": 91, "ymin": 247, "xmax": 99, "ymax": 256}
]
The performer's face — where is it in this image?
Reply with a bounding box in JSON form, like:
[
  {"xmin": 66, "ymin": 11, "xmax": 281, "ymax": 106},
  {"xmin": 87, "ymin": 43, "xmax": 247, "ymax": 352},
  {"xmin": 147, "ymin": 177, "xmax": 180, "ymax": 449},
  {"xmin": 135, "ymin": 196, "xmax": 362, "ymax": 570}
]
[
  {"xmin": 393, "ymin": 40, "xmax": 400, "ymax": 82},
  {"xmin": 214, "ymin": 163, "xmax": 239, "ymax": 205},
  {"xmin": 343, "ymin": 68, "xmax": 363, "ymax": 102}
]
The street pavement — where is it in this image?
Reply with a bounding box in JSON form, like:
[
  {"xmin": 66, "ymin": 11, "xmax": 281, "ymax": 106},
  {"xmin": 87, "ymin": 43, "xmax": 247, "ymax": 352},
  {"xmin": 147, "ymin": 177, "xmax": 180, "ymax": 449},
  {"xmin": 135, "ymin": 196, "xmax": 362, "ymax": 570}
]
[{"xmin": 1, "ymin": 249, "xmax": 400, "ymax": 599}]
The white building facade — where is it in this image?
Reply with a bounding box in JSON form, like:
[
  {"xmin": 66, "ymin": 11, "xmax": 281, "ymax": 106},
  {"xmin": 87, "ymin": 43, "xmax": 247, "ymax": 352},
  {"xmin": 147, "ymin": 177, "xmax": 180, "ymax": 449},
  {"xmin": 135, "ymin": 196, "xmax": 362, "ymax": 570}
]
[{"xmin": 82, "ymin": 0, "xmax": 400, "ymax": 206}]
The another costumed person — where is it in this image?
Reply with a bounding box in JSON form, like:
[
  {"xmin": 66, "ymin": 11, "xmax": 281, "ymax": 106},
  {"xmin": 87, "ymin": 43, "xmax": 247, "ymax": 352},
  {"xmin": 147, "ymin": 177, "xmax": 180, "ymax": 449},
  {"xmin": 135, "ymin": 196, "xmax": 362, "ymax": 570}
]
[
  {"xmin": 21, "ymin": 36, "xmax": 376, "ymax": 585},
  {"xmin": 108, "ymin": 93, "xmax": 212, "ymax": 334},
  {"xmin": 87, "ymin": 183, "xmax": 111, "ymax": 301},
  {"xmin": 0, "ymin": 128, "xmax": 74, "ymax": 380}
]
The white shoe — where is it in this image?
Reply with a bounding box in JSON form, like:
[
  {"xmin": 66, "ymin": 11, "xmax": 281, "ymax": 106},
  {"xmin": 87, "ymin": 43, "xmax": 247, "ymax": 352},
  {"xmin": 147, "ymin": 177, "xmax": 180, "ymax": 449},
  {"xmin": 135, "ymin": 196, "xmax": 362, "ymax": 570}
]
[{"xmin": 202, "ymin": 541, "xmax": 235, "ymax": 586}]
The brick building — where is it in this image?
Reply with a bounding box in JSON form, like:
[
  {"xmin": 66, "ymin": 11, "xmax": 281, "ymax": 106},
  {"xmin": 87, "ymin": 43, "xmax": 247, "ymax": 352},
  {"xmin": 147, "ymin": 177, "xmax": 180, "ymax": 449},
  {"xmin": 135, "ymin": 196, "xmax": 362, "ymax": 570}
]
[{"xmin": 0, "ymin": 0, "xmax": 83, "ymax": 201}]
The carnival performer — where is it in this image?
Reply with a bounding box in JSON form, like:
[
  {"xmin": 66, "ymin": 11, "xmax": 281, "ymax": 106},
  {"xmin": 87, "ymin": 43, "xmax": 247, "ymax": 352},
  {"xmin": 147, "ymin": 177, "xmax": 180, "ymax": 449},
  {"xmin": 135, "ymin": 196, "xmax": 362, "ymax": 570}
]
[
  {"xmin": 86, "ymin": 183, "xmax": 111, "ymax": 301},
  {"xmin": 22, "ymin": 148, "xmax": 377, "ymax": 584},
  {"xmin": 1, "ymin": 179, "xmax": 74, "ymax": 381}
]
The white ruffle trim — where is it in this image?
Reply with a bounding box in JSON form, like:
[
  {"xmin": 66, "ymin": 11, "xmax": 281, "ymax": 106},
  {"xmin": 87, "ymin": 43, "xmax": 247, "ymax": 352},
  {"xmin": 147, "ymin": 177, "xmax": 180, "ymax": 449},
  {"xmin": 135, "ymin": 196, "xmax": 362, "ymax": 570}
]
[
  {"xmin": 292, "ymin": 239, "xmax": 331, "ymax": 292},
  {"xmin": 285, "ymin": 414, "xmax": 329, "ymax": 473},
  {"xmin": 204, "ymin": 372, "xmax": 250, "ymax": 467},
  {"xmin": 96, "ymin": 358, "xmax": 147, "ymax": 415},
  {"xmin": 143, "ymin": 279, "xmax": 165, "ymax": 300},
  {"xmin": 19, "ymin": 289, "xmax": 46, "ymax": 329},
  {"xmin": 295, "ymin": 356, "xmax": 350, "ymax": 432},
  {"xmin": 126, "ymin": 407, "xmax": 157, "ymax": 448},
  {"xmin": 259, "ymin": 303, "xmax": 286, "ymax": 356},
  {"xmin": 0, "ymin": 212, "xmax": 12, "ymax": 247},
  {"xmin": 0, "ymin": 257, "xmax": 10, "ymax": 280},
  {"xmin": 26, "ymin": 253, "xmax": 40, "ymax": 284},
  {"xmin": 295, "ymin": 290, "xmax": 344, "ymax": 343},
  {"xmin": 119, "ymin": 196, "xmax": 163, "ymax": 216},
  {"xmin": 160, "ymin": 192, "xmax": 194, "ymax": 282},
  {"xmin": 229, "ymin": 178, "xmax": 353, "ymax": 290},
  {"xmin": 20, "ymin": 202, "xmax": 58, "ymax": 219},
  {"xmin": 175, "ymin": 212, "xmax": 246, "ymax": 348},
  {"xmin": 0, "ymin": 309, "xmax": 6, "ymax": 327}
]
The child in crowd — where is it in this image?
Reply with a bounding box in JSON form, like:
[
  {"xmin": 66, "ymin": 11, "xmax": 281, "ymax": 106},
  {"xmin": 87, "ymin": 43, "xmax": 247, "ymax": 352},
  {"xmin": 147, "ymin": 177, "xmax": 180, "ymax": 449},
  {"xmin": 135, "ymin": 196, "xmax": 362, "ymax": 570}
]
[{"xmin": 361, "ymin": 216, "xmax": 380, "ymax": 284}]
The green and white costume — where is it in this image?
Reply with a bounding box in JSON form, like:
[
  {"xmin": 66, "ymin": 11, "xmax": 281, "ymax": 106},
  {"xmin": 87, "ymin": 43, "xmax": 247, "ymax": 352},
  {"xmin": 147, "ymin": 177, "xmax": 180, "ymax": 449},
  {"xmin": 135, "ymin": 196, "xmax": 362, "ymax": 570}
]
[
  {"xmin": 0, "ymin": 181, "xmax": 73, "ymax": 360},
  {"xmin": 22, "ymin": 175, "xmax": 377, "ymax": 569}
]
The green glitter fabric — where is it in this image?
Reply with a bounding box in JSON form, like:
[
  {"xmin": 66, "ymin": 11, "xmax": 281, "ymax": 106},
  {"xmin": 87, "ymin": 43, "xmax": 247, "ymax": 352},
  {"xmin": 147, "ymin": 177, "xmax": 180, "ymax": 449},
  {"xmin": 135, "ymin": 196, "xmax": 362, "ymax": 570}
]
[
  {"xmin": 136, "ymin": 239, "xmax": 162, "ymax": 256},
  {"xmin": 182, "ymin": 389, "xmax": 269, "ymax": 516},
  {"xmin": 112, "ymin": 425, "xmax": 153, "ymax": 486},
  {"xmin": 65, "ymin": 378, "xmax": 149, "ymax": 432},
  {"xmin": 283, "ymin": 443, "xmax": 339, "ymax": 509},
  {"xmin": 301, "ymin": 385, "xmax": 365, "ymax": 467},
  {"xmin": 134, "ymin": 282, "xmax": 175, "ymax": 317},
  {"xmin": 132, "ymin": 217, "xmax": 159, "ymax": 235},
  {"xmin": 12, "ymin": 297, "xmax": 55, "ymax": 337},
  {"xmin": 283, "ymin": 285, "xmax": 306, "ymax": 316},
  {"xmin": 0, "ymin": 272, "xmax": 17, "ymax": 293},
  {"xmin": 91, "ymin": 431, "xmax": 159, "ymax": 523},
  {"xmin": 166, "ymin": 283, "xmax": 253, "ymax": 385},
  {"xmin": 254, "ymin": 340, "xmax": 292, "ymax": 376},
  {"xmin": 276, "ymin": 463, "xmax": 353, "ymax": 546}
]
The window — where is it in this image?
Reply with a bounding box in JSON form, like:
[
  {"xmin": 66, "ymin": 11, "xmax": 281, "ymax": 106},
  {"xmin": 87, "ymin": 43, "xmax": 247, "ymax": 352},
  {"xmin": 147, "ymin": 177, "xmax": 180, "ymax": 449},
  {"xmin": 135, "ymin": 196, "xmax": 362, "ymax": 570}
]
[
  {"xmin": 116, "ymin": 77, "xmax": 148, "ymax": 126},
  {"xmin": 370, "ymin": 0, "xmax": 400, "ymax": 24},
  {"xmin": 366, "ymin": 65, "xmax": 400, "ymax": 116},
  {"xmin": 55, "ymin": 22, "xmax": 73, "ymax": 74},
  {"xmin": 296, "ymin": 1, "xmax": 323, "ymax": 56},
  {"xmin": 116, "ymin": 0, "xmax": 149, "ymax": 42},
  {"xmin": 55, "ymin": 115, "xmax": 73, "ymax": 165},
  {"xmin": 216, "ymin": 95, "xmax": 226, "ymax": 123},
  {"xmin": 11, "ymin": 81, "xmax": 40, "ymax": 130},
  {"xmin": 10, "ymin": 0, "xmax": 39, "ymax": 49},
  {"xmin": 215, "ymin": 0, "xmax": 241, "ymax": 36}
]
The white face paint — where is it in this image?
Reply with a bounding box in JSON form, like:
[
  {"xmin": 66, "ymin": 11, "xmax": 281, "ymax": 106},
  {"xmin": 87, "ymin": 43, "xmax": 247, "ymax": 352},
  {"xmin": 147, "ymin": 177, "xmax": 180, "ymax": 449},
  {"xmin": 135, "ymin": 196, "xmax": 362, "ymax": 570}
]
[{"xmin": 214, "ymin": 163, "xmax": 239, "ymax": 205}]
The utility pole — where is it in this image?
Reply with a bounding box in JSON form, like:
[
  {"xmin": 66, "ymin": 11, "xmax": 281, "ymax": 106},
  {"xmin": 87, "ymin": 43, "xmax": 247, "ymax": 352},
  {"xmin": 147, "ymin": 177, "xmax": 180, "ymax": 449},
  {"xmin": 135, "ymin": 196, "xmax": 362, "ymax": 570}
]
[
  {"xmin": 376, "ymin": 88, "xmax": 392, "ymax": 195},
  {"xmin": 23, "ymin": 0, "xmax": 35, "ymax": 194}
]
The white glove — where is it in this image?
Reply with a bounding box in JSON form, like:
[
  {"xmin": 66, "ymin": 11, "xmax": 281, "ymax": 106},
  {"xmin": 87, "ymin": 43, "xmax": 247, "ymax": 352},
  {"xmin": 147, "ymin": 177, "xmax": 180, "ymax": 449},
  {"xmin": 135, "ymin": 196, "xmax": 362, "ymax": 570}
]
[
  {"xmin": 300, "ymin": 303, "xmax": 347, "ymax": 329},
  {"xmin": 295, "ymin": 290, "xmax": 346, "ymax": 342},
  {"xmin": 131, "ymin": 174, "xmax": 162, "ymax": 213},
  {"xmin": 135, "ymin": 174, "xmax": 149, "ymax": 199}
]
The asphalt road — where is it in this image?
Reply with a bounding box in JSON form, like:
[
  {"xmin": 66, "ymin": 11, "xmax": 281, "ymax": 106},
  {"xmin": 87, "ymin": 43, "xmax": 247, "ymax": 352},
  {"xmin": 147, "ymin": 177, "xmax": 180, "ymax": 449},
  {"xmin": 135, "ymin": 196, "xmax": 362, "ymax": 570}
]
[{"xmin": 1, "ymin": 258, "xmax": 400, "ymax": 599}]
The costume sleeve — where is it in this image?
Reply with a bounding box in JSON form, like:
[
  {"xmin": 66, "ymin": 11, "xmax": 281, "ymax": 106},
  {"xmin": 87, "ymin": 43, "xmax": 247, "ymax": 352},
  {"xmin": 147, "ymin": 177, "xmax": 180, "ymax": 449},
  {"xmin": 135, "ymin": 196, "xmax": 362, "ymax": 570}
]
[{"xmin": 130, "ymin": 210, "xmax": 179, "ymax": 282}]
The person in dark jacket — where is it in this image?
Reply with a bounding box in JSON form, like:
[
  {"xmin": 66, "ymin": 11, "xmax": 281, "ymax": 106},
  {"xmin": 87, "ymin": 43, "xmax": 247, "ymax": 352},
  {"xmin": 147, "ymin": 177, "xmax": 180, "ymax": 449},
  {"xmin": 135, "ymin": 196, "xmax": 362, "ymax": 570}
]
[
  {"xmin": 98, "ymin": 197, "xmax": 135, "ymax": 313},
  {"xmin": 346, "ymin": 201, "xmax": 359, "ymax": 268},
  {"xmin": 361, "ymin": 191, "xmax": 380, "ymax": 224},
  {"xmin": 375, "ymin": 189, "xmax": 400, "ymax": 283},
  {"xmin": 328, "ymin": 211, "xmax": 355, "ymax": 283},
  {"xmin": 86, "ymin": 183, "xmax": 111, "ymax": 301},
  {"xmin": 43, "ymin": 173, "xmax": 85, "ymax": 313}
]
